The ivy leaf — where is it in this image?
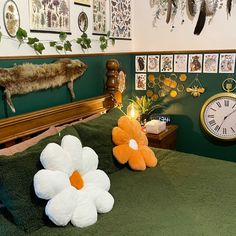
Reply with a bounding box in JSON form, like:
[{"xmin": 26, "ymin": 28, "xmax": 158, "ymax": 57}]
[
  {"xmin": 56, "ymin": 45, "xmax": 63, "ymax": 51},
  {"xmin": 0, "ymin": 31, "xmax": 2, "ymax": 43},
  {"xmin": 27, "ymin": 37, "xmax": 39, "ymax": 45},
  {"xmin": 16, "ymin": 28, "xmax": 27, "ymax": 42},
  {"xmin": 64, "ymin": 40, "xmax": 72, "ymax": 51},
  {"xmin": 49, "ymin": 41, "xmax": 57, "ymax": 47},
  {"xmin": 59, "ymin": 32, "xmax": 67, "ymax": 42},
  {"xmin": 33, "ymin": 43, "xmax": 45, "ymax": 54}
]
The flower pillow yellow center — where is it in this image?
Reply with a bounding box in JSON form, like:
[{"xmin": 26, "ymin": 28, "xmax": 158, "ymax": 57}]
[
  {"xmin": 112, "ymin": 116, "xmax": 158, "ymax": 171},
  {"xmin": 70, "ymin": 171, "xmax": 84, "ymax": 190}
]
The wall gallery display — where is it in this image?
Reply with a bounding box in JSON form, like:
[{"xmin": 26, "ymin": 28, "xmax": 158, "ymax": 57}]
[
  {"xmin": 135, "ymin": 74, "xmax": 147, "ymax": 90},
  {"xmin": 188, "ymin": 54, "xmax": 202, "ymax": 73},
  {"xmin": 203, "ymin": 54, "xmax": 219, "ymax": 73},
  {"xmin": 74, "ymin": 0, "xmax": 90, "ymax": 7},
  {"xmin": 161, "ymin": 55, "xmax": 173, "ymax": 72},
  {"xmin": 3, "ymin": 0, "xmax": 20, "ymax": 37},
  {"xmin": 29, "ymin": 0, "xmax": 70, "ymax": 33},
  {"xmin": 110, "ymin": 0, "xmax": 131, "ymax": 39},
  {"xmin": 219, "ymin": 53, "xmax": 235, "ymax": 73},
  {"xmin": 148, "ymin": 55, "xmax": 160, "ymax": 72},
  {"xmin": 174, "ymin": 54, "xmax": 187, "ymax": 73},
  {"xmin": 92, "ymin": 0, "xmax": 106, "ymax": 35},
  {"xmin": 135, "ymin": 55, "xmax": 147, "ymax": 72}
]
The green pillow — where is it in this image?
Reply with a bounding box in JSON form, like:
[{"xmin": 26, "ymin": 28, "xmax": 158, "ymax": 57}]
[
  {"xmin": 0, "ymin": 126, "xmax": 79, "ymax": 233},
  {"xmin": 73, "ymin": 107, "xmax": 124, "ymax": 174}
]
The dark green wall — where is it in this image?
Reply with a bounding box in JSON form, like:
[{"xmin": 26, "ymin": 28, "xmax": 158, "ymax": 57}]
[{"xmin": 132, "ymin": 53, "xmax": 236, "ymax": 162}]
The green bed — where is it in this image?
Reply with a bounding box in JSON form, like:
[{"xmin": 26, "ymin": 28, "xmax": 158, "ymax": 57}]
[{"xmin": 0, "ymin": 108, "xmax": 236, "ymax": 236}]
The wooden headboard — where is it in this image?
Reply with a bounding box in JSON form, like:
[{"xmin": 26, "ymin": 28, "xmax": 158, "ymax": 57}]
[{"xmin": 0, "ymin": 58, "xmax": 121, "ymax": 148}]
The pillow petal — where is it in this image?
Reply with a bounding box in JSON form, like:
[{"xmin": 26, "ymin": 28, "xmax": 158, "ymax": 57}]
[
  {"xmin": 71, "ymin": 192, "xmax": 97, "ymax": 228},
  {"xmin": 118, "ymin": 116, "xmax": 136, "ymax": 137},
  {"xmin": 113, "ymin": 144, "xmax": 131, "ymax": 164},
  {"xmin": 61, "ymin": 135, "xmax": 83, "ymax": 170},
  {"xmin": 83, "ymin": 170, "xmax": 110, "ymax": 191},
  {"xmin": 139, "ymin": 146, "xmax": 158, "ymax": 167},
  {"xmin": 94, "ymin": 190, "xmax": 114, "ymax": 213},
  {"xmin": 128, "ymin": 151, "xmax": 146, "ymax": 171},
  {"xmin": 40, "ymin": 143, "xmax": 73, "ymax": 175},
  {"xmin": 45, "ymin": 186, "xmax": 77, "ymax": 226},
  {"xmin": 112, "ymin": 127, "xmax": 130, "ymax": 145},
  {"xmin": 78, "ymin": 147, "xmax": 98, "ymax": 176},
  {"xmin": 34, "ymin": 169, "xmax": 70, "ymax": 200}
]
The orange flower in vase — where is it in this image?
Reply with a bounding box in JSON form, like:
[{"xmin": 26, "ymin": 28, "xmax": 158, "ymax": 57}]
[{"xmin": 112, "ymin": 116, "xmax": 158, "ymax": 171}]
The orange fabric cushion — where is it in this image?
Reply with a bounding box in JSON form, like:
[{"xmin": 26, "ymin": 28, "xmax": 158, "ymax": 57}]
[{"xmin": 112, "ymin": 116, "xmax": 158, "ymax": 171}]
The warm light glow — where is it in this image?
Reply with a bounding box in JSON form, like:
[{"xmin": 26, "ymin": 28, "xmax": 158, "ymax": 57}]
[{"xmin": 127, "ymin": 103, "xmax": 139, "ymax": 119}]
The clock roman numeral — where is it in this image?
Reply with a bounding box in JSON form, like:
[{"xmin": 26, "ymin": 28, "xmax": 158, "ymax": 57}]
[
  {"xmin": 208, "ymin": 115, "xmax": 214, "ymax": 118},
  {"xmin": 232, "ymin": 103, "xmax": 236, "ymax": 109},
  {"xmin": 223, "ymin": 128, "xmax": 227, "ymax": 135},
  {"xmin": 209, "ymin": 120, "xmax": 216, "ymax": 126},
  {"xmin": 224, "ymin": 100, "xmax": 229, "ymax": 107},
  {"xmin": 214, "ymin": 125, "xmax": 220, "ymax": 132},
  {"xmin": 216, "ymin": 102, "xmax": 222, "ymax": 108},
  {"xmin": 231, "ymin": 127, "xmax": 235, "ymax": 133},
  {"xmin": 211, "ymin": 108, "xmax": 216, "ymax": 112}
]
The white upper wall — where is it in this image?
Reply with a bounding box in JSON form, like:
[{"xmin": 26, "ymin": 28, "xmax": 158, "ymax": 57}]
[
  {"xmin": 133, "ymin": 1, "xmax": 236, "ymax": 51},
  {"xmin": 0, "ymin": 0, "xmax": 134, "ymax": 56}
]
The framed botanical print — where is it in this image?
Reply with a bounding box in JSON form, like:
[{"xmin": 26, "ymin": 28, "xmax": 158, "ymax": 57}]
[
  {"xmin": 74, "ymin": 0, "xmax": 90, "ymax": 7},
  {"xmin": 110, "ymin": 0, "xmax": 131, "ymax": 39},
  {"xmin": 29, "ymin": 0, "xmax": 70, "ymax": 33},
  {"xmin": 3, "ymin": 0, "xmax": 20, "ymax": 37},
  {"xmin": 93, "ymin": 0, "xmax": 107, "ymax": 35}
]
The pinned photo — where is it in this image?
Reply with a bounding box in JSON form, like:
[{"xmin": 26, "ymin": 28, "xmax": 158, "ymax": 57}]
[
  {"xmin": 135, "ymin": 74, "xmax": 146, "ymax": 90},
  {"xmin": 135, "ymin": 55, "xmax": 147, "ymax": 72}
]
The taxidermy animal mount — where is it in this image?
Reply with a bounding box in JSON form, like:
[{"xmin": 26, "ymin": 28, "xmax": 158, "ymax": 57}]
[{"xmin": 0, "ymin": 58, "xmax": 87, "ymax": 112}]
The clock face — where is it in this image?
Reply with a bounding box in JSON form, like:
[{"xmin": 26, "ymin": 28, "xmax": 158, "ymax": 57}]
[{"xmin": 200, "ymin": 93, "xmax": 236, "ymax": 141}]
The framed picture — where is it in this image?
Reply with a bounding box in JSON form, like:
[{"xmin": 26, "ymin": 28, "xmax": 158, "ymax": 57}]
[
  {"xmin": 74, "ymin": 0, "xmax": 90, "ymax": 7},
  {"xmin": 92, "ymin": 0, "xmax": 107, "ymax": 35},
  {"xmin": 188, "ymin": 54, "xmax": 203, "ymax": 73},
  {"xmin": 148, "ymin": 55, "xmax": 160, "ymax": 72},
  {"xmin": 110, "ymin": 0, "xmax": 131, "ymax": 40},
  {"xmin": 174, "ymin": 54, "xmax": 188, "ymax": 73},
  {"xmin": 135, "ymin": 55, "xmax": 147, "ymax": 72},
  {"xmin": 29, "ymin": 0, "xmax": 70, "ymax": 33},
  {"xmin": 78, "ymin": 11, "xmax": 88, "ymax": 32},
  {"xmin": 135, "ymin": 74, "xmax": 147, "ymax": 90},
  {"xmin": 219, "ymin": 53, "xmax": 235, "ymax": 73},
  {"xmin": 161, "ymin": 55, "xmax": 173, "ymax": 72},
  {"xmin": 3, "ymin": 0, "xmax": 20, "ymax": 37},
  {"xmin": 203, "ymin": 54, "xmax": 219, "ymax": 73}
]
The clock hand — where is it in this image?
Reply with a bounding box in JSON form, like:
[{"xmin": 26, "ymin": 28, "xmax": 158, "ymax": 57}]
[{"xmin": 218, "ymin": 109, "xmax": 236, "ymax": 129}]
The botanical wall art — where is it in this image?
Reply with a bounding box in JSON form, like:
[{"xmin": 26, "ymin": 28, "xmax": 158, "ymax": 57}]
[
  {"xmin": 174, "ymin": 54, "xmax": 188, "ymax": 73},
  {"xmin": 148, "ymin": 55, "xmax": 160, "ymax": 72},
  {"xmin": 92, "ymin": 0, "xmax": 106, "ymax": 35},
  {"xmin": 188, "ymin": 54, "xmax": 203, "ymax": 73},
  {"xmin": 3, "ymin": 0, "xmax": 20, "ymax": 37},
  {"xmin": 74, "ymin": 0, "xmax": 90, "ymax": 7},
  {"xmin": 110, "ymin": 0, "xmax": 131, "ymax": 39},
  {"xmin": 135, "ymin": 55, "xmax": 147, "ymax": 72},
  {"xmin": 135, "ymin": 74, "xmax": 146, "ymax": 90},
  {"xmin": 161, "ymin": 55, "xmax": 173, "ymax": 72},
  {"xmin": 203, "ymin": 54, "xmax": 219, "ymax": 73},
  {"xmin": 149, "ymin": 0, "xmax": 231, "ymax": 35},
  {"xmin": 219, "ymin": 53, "xmax": 235, "ymax": 73},
  {"xmin": 29, "ymin": 0, "xmax": 70, "ymax": 33}
]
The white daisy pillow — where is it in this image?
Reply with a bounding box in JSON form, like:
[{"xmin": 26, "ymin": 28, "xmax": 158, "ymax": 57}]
[{"xmin": 33, "ymin": 135, "xmax": 114, "ymax": 228}]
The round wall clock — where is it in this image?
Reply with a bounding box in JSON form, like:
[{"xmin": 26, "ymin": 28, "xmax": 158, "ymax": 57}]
[{"xmin": 200, "ymin": 92, "xmax": 236, "ymax": 141}]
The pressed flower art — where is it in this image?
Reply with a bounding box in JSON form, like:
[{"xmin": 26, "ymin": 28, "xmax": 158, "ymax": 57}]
[
  {"xmin": 112, "ymin": 116, "xmax": 158, "ymax": 171},
  {"xmin": 34, "ymin": 135, "xmax": 114, "ymax": 228}
]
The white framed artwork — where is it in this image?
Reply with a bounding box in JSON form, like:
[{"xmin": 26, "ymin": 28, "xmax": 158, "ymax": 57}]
[
  {"xmin": 219, "ymin": 53, "xmax": 235, "ymax": 73},
  {"xmin": 135, "ymin": 55, "xmax": 147, "ymax": 72},
  {"xmin": 135, "ymin": 74, "xmax": 146, "ymax": 90},
  {"xmin": 148, "ymin": 55, "xmax": 160, "ymax": 72},
  {"xmin": 160, "ymin": 55, "xmax": 173, "ymax": 72},
  {"xmin": 203, "ymin": 54, "xmax": 219, "ymax": 73},
  {"xmin": 174, "ymin": 54, "xmax": 188, "ymax": 73},
  {"xmin": 188, "ymin": 54, "xmax": 203, "ymax": 73}
]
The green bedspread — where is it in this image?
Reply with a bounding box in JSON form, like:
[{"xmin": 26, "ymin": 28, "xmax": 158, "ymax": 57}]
[{"xmin": 1, "ymin": 148, "xmax": 236, "ymax": 236}]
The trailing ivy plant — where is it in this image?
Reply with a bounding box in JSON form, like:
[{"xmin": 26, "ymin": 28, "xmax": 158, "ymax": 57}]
[
  {"xmin": 99, "ymin": 31, "xmax": 115, "ymax": 51},
  {"xmin": 0, "ymin": 27, "xmax": 115, "ymax": 54}
]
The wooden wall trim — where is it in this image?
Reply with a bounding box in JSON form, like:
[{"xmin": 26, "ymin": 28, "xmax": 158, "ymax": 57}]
[
  {"xmin": 0, "ymin": 94, "xmax": 114, "ymax": 145},
  {"xmin": 1, "ymin": 49, "xmax": 236, "ymax": 60}
]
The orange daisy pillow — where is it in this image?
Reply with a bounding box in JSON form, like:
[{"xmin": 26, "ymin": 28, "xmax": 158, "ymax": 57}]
[{"xmin": 112, "ymin": 116, "xmax": 158, "ymax": 171}]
